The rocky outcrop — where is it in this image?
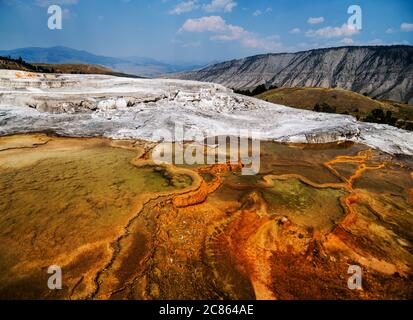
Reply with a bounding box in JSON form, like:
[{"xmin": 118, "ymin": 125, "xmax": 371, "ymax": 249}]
[
  {"xmin": 1, "ymin": 70, "xmax": 413, "ymax": 156},
  {"xmin": 168, "ymin": 45, "xmax": 413, "ymax": 104}
]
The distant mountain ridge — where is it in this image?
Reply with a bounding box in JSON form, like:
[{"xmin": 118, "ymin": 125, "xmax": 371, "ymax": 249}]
[
  {"xmin": 0, "ymin": 55, "xmax": 140, "ymax": 78},
  {"xmin": 0, "ymin": 46, "xmax": 206, "ymax": 77},
  {"xmin": 169, "ymin": 45, "xmax": 413, "ymax": 104}
]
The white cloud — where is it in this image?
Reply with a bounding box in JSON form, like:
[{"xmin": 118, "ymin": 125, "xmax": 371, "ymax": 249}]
[
  {"xmin": 210, "ymin": 25, "xmax": 250, "ymax": 41},
  {"xmin": 179, "ymin": 16, "xmax": 229, "ymax": 33},
  {"xmin": 35, "ymin": 0, "xmax": 78, "ymax": 7},
  {"xmin": 307, "ymin": 17, "xmax": 324, "ymax": 25},
  {"xmin": 290, "ymin": 28, "xmax": 301, "ymax": 34},
  {"xmin": 241, "ymin": 35, "xmax": 281, "ymax": 51},
  {"xmin": 339, "ymin": 37, "xmax": 354, "ymax": 45},
  {"xmin": 178, "ymin": 16, "xmax": 281, "ymax": 51},
  {"xmin": 169, "ymin": 1, "xmax": 199, "ymax": 15},
  {"xmin": 389, "ymin": 23, "xmax": 413, "ymax": 33},
  {"xmin": 401, "ymin": 23, "xmax": 413, "ymax": 32},
  {"xmin": 202, "ymin": 0, "xmax": 237, "ymax": 13},
  {"xmin": 266, "ymin": 7, "xmax": 272, "ymax": 12},
  {"xmin": 253, "ymin": 10, "xmax": 262, "ymax": 17},
  {"xmin": 306, "ymin": 24, "xmax": 359, "ymax": 38}
]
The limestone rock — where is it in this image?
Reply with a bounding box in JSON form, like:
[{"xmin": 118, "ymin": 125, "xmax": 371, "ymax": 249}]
[{"xmin": 0, "ymin": 70, "xmax": 412, "ymax": 156}]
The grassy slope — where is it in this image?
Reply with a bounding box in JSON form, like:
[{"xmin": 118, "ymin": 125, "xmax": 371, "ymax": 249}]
[
  {"xmin": 257, "ymin": 87, "xmax": 413, "ymax": 130},
  {"xmin": 0, "ymin": 57, "xmax": 140, "ymax": 78},
  {"xmin": 33, "ymin": 63, "xmax": 141, "ymax": 78},
  {"xmin": 0, "ymin": 57, "xmax": 38, "ymax": 72}
]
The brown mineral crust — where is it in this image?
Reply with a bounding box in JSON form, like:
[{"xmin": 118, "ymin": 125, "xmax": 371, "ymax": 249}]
[
  {"xmin": 172, "ymin": 163, "xmax": 242, "ymax": 208},
  {"xmin": 321, "ymin": 150, "xmax": 412, "ymax": 278},
  {"xmin": 1, "ymin": 135, "xmax": 412, "ymax": 300},
  {"xmin": 100, "ymin": 141, "xmax": 412, "ymax": 300},
  {"xmin": 409, "ymin": 188, "xmax": 413, "ymax": 206},
  {"xmin": 205, "ymin": 146, "xmax": 413, "ymax": 300},
  {"xmin": 0, "ymin": 135, "xmax": 199, "ymax": 299},
  {"xmin": 172, "ymin": 180, "xmax": 211, "ymax": 208}
]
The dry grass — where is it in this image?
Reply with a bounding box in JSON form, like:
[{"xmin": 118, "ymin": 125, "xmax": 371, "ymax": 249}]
[
  {"xmin": 257, "ymin": 87, "xmax": 413, "ymax": 127},
  {"xmin": 33, "ymin": 63, "xmax": 139, "ymax": 78},
  {"xmin": 0, "ymin": 57, "xmax": 139, "ymax": 78}
]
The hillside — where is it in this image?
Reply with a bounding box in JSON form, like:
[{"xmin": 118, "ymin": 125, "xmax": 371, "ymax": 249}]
[
  {"xmin": 0, "ymin": 56, "xmax": 54, "ymax": 73},
  {"xmin": 256, "ymin": 87, "xmax": 413, "ymax": 131},
  {"xmin": 33, "ymin": 63, "xmax": 140, "ymax": 78},
  {"xmin": 169, "ymin": 45, "xmax": 413, "ymax": 104},
  {"xmin": 0, "ymin": 56, "xmax": 139, "ymax": 78}
]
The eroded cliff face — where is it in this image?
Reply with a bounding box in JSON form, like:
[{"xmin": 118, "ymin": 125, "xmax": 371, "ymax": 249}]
[
  {"xmin": 0, "ymin": 135, "xmax": 412, "ymax": 300},
  {"xmin": 169, "ymin": 46, "xmax": 413, "ymax": 104}
]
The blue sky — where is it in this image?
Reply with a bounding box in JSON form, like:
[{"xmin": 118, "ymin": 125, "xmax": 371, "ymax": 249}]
[{"xmin": 0, "ymin": 0, "xmax": 412, "ymax": 62}]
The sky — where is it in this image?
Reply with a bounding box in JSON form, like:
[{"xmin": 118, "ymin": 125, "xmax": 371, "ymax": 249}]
[{"xmin": 0, "ymin": 0, "xmax": 412, "ymax": 63}]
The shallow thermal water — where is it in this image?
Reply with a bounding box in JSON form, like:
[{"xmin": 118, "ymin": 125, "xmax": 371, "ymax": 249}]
[
  {"xmin": 0, "ymin": 135, "xmax": 192, "ymax": 298},
  {"xmin": 0, "ymin": 135, "xmax": 412, "ymax": 300}
]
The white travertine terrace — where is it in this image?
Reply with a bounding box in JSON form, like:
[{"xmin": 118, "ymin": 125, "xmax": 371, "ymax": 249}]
[{"xmin": 0, "ymin": 70, "xmax": 412, "ymax": 155}]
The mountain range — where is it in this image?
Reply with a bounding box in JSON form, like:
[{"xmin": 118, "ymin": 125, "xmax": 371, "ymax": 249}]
[
  {"xmin": 2, "ymin": 45, "xmax": 412, "ymax": 104},
  {"xmin": 0, "ymin": 46, "xmax": 207, "ymax": 77},
  {"xmin": 169, "ymin": 45, "xmax": 413, "ymax": 104}
]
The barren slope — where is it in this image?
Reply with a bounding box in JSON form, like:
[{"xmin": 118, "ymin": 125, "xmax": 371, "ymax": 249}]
[{"xmin": 169, "ymin": 46, "xmax": 413, "ymax": 104}]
